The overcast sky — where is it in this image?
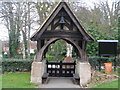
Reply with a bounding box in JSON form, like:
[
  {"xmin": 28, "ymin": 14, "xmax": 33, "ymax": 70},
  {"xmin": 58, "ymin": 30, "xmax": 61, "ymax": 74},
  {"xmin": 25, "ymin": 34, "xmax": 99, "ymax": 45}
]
[{"xmin": 0, "ymin": 0, "xmax": 119, "ymax": 41}]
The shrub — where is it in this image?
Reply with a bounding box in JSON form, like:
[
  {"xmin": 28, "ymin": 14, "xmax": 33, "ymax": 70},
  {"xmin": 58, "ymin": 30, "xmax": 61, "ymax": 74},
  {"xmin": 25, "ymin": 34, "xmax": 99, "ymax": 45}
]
[
  {"xmin": 2, "ymin": 59, "xmax": 33, "ymax": 72},
  {"xmin": 88, "ymin": 57, "xmax": 120, "ymax": 70}
]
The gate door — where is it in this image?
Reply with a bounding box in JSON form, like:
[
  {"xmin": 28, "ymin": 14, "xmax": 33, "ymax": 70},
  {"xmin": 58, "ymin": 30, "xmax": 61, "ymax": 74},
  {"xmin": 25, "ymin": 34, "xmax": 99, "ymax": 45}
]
[{"xmin": 47, "ymin": 61, "xmax": 75, "ymax": 77}]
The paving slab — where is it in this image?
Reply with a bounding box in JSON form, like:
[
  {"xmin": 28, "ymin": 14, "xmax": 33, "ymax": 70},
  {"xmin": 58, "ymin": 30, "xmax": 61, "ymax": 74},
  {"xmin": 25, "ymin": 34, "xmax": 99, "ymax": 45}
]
[{"xmin": 37, "ymin": 77, "xmax": 80, "ymax": 88}]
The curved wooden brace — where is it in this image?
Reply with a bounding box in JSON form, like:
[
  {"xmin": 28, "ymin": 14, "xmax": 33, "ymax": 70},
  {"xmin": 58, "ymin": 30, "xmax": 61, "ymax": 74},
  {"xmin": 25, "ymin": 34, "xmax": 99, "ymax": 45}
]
[{"xmin": 36, "ymin": 38, "xmax": 87, "ymax": 62}]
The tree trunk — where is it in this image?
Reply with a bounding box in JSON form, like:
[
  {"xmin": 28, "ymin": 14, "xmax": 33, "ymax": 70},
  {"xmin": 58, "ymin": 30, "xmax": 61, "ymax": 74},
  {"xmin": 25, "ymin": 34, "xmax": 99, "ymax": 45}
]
[
  {"xmin": 27, "ymin": 2, "xmax": 31, "ymax": 58},
  {"xmin": 22, "ymin": 3, "xmax": 28, "ymax": 59}
]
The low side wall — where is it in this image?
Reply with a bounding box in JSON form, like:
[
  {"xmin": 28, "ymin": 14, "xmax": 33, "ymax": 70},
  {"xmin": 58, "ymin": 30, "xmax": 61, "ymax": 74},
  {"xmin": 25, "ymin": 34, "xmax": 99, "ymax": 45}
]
[
  {"xmin": 31, "ymin": 61, "xmax": 46, "ymax": 84},
  {"xmin": 76, "ymin": 61, "xmax": 91, "ymax": 85}
]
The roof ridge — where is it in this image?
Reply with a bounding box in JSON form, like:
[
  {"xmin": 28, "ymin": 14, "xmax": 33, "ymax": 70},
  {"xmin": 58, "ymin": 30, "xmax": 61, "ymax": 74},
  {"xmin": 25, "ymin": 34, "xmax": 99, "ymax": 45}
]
[{"xmin": 31, "ymin": 1, "xmax": 94, "ymax": 41}]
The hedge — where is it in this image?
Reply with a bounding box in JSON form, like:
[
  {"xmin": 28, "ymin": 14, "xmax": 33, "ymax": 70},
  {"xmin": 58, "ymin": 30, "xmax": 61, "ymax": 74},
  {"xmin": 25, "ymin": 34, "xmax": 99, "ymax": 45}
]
[
  {"xmin": 2, "ymin": 59, "xmax": 33, "ymax": 72},
  {"xmin": 1, "ymin": 57, "xmax": 120, "ymax": 72}
]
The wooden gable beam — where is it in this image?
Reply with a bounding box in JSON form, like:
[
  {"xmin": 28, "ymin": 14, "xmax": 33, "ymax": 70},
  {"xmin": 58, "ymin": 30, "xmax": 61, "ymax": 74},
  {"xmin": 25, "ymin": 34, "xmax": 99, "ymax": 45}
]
[
  {"xmin": 31, "ymin": 2, "xmax": 94, "ymax": 42},
  {"xmin": 62, "ymin": 3, "xmax": 94, "ymax": 41},
  {"xmin": 35, "ymin": 3, "xmax": 64, "ymax": 40}
]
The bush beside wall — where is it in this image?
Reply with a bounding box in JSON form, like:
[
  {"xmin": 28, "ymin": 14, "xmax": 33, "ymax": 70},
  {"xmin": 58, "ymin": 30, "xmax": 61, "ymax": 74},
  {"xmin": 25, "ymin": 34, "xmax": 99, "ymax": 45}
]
[
  {"xmin": 2, "ymin": 60, "xmax": 33, "ymax": 72},
  {"xmin": 88, "ymin": 57, "xmax": 120, "ymax": 69},
  {"xmin": 1, "ymin": 57, "xmax": 119, "ymax": 72}
]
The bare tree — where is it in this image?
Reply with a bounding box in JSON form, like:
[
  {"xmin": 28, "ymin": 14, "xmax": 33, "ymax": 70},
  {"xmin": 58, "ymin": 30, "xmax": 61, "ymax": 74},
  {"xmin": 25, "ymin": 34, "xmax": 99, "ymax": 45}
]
[
  {"xmin": 35, "ymin": 1, "xmax": 58, "ymax": 25},
  {"xmin": 1, "ymin": 2, "xmax": 20, "ymax": 57},
  {"xmin": 1, "ymin": 1, "xmax": 34, "ymax": 59}
]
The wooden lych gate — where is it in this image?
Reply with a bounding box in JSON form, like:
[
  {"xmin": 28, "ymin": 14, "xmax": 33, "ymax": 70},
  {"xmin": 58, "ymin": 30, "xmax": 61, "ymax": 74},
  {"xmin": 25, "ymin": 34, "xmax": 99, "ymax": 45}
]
[{"xmin": 30, "ymin": 1, "xmax": 94, "ymax": 78}]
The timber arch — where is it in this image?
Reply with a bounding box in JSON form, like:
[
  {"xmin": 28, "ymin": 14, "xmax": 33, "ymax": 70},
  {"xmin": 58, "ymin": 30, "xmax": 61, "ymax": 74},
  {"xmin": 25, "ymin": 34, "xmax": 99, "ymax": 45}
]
[{"xmin": 36, "ymin": 38, "xmax": 85, "ymax": 62}]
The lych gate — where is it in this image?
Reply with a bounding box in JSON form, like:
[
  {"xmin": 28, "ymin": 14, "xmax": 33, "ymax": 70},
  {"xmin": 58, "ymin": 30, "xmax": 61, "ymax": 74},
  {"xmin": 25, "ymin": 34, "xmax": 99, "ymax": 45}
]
[
  {"xmin": 46, "ymin": 61, "xmax": 76, "ymax": 77},
  {"xmin": 30, "ymin": 1, "xmax": 94, "ymax": 85}
]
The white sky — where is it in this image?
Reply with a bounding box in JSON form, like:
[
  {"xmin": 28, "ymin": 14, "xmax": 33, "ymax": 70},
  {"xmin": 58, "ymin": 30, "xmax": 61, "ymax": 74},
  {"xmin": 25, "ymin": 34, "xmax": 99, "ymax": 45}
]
[{"xmin": 0, "ymin": 0, "xmax": 119, "ymax": 41}]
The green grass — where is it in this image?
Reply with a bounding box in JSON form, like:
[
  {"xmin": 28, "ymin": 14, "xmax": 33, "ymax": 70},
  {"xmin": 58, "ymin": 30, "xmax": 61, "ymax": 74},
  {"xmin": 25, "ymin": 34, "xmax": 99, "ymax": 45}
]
[
  {"xmin": 0, "ymin": 75, "xmax": 2, "ymax": 90},
  {"xmin": 92, "ymin": 80, "xmax": 119, "ymax": 88},
  {"xmin": 1, "ymin": 71, "xmax": 119, "ymax": 88},
  {"xmin": 2, "ymin": 72, "xmax": 37, "ymax": 88}
]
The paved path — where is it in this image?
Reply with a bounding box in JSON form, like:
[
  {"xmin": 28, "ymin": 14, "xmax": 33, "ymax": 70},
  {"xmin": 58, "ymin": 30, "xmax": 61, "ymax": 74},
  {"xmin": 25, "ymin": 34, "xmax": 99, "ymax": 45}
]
[{"xmin": 37, "ymin": 77, "xmax": 80, "ymax": 88}]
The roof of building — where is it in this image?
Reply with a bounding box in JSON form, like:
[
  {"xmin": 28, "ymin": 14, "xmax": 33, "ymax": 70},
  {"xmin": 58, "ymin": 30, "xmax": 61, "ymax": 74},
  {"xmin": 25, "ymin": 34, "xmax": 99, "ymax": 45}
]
[
  {"xmin": 97, "ymin": 40, "xmax": 118, "ymax": 42},
  {"xmin": 31, "ymin": 1, "xmax": 94, "ymax": 42}
]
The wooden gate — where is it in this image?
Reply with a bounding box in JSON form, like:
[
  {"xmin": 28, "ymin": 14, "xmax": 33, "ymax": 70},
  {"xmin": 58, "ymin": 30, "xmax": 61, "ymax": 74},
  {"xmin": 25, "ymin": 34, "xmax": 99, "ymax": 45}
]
[{"xmin": 46, "ymin": 61, "xmax": 75, "ymax": 77}]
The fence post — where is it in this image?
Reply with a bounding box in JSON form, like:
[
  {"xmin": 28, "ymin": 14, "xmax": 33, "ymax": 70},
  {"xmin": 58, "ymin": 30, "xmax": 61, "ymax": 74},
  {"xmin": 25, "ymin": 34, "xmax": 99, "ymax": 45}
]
[
  {"xmin": 60, "ymin": 61, "xmax": 62, "ymax": 77},
  {"xmin": 98, "ymin": 59, "xmax": 101, "ymax": 71},
  {"xmin": 114, "ymin": 57, "xmax": 116, "ymax": 71}
]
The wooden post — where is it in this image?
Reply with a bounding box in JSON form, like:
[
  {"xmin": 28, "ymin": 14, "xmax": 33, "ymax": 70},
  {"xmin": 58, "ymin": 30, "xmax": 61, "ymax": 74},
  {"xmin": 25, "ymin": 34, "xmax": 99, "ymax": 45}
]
[
  {"xmin": 98, "ymin": 59, "xmax": 101, "ymax": 71},
  {"xmin": 37, "ymin": 40, "xmax": 41, "ymax": 52},
  {"xmin": 82, "ymin": 40, "xmax": 86, "ymax": 50},
  {"xmin": 37, "ymin": 40, "xmax": 45, "ymax": 51},
  {"xmin": 41, "ymin": 40, "xmax": 45, "ymax": 48},
  {"xmin": 60, "ymin": 61, "xmax": 62, "ymax": 76},
  {"xmin": 114, "ymin": 56, "xmax": 116, "ymax": 71}
]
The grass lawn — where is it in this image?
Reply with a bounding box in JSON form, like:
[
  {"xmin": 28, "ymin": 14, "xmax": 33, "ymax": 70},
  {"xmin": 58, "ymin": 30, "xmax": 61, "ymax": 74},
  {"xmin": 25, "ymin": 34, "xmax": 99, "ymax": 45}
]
[
  {"xmin": 0, "ymin": 75, "xmax": 2, "ymax": 90},
  {"xmin": 92, "ymin": 79, "xmax": 119, "ymax": 88},
  {"xmin": 1, "ymin": 71, "xmax": 119, "ymax": 88},
  {"xmin": 2, "ymin": 72, "xmax": 37, "ymax": 88}
]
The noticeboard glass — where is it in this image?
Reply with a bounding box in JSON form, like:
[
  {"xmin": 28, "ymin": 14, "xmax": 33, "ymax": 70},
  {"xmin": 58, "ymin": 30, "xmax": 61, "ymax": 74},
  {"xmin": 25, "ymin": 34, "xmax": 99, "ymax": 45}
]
[{"xmin": 98, "ymin": 40, "xmax": 118, "ymax": 56}]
